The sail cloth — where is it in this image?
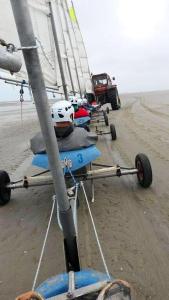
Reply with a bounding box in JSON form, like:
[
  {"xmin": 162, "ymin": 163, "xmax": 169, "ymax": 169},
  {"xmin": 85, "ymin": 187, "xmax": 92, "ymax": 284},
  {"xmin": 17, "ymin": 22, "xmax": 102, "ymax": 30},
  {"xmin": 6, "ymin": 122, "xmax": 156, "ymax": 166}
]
[
  {"xmin": 0, "ymin": 0, "xmax": 60, "ymax": 87},
  {"xmin": 0, "ymin": 0, "xmax": 92, "ymax": 95},
  {"xmin": 67, "ymin": 0, "xmax": 93, "ymax": 94},
  {"xmin": 56, "ymin": 0, "xmax": 80, "ymax": 94}
]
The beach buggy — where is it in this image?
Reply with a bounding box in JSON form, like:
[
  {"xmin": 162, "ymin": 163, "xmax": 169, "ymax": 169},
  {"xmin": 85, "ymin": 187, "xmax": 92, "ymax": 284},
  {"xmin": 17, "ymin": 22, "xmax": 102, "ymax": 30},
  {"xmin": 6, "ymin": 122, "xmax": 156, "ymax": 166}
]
[{"xmin": 0, "ymin": 100, "xmax": 152, "ymax": 206}]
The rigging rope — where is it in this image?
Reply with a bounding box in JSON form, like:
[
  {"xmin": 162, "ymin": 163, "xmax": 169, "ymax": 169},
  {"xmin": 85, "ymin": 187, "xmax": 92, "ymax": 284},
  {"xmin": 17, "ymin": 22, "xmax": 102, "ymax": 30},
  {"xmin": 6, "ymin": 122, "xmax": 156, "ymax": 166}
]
[
  {"xmin": 81, "ymin": 182, "xmax": 111, "ymax": 280},
  {"xmin": 32, "ymin": 196, "xmax": 56, "ymax": 291},
  {"xmin": 19, "ymin": 81, "xmax": 24, "ymax": 123},
  {"xmin": 35, "ymin": 37, "xmax": 55, "ymax": 70},
  {"xmin": 31, "ymin": 163, "xmax": 110, "ymax": 290}
]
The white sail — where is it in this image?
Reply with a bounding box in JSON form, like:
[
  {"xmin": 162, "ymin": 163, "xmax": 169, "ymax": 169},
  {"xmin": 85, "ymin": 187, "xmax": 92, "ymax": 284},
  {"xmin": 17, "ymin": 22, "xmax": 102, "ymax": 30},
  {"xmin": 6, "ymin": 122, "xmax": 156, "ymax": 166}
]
[
  {"xmin": 66, "ymin": 0, "xmax": 93, "ymax": 94},
  {"xmin": 0, "ymin": 0, "xmax": 92, "ymax": 95},
  {"xmin": 0, "ymin": 0, "xmax": 59, "ymax": 87},
  {"xmin": 62, "ymin": 0, "xmax": 85, "ymax": 94},
  {"xmin": 55, "ymin": 0, "xmax": 79, "ymax": 94}
]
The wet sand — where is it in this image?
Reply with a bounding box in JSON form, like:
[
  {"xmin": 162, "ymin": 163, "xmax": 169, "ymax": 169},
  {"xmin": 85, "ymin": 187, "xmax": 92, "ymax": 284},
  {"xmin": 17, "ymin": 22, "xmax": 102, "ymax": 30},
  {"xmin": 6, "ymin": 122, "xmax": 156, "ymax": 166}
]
[{"xmin": 1, "ymin": 92, "xmax": 169, "ymax": 299}]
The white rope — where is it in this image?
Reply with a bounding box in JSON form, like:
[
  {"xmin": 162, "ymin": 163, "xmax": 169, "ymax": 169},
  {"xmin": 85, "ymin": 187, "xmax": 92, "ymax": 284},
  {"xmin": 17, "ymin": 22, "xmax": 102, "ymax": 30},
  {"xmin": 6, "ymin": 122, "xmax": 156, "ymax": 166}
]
[
  {"xmin": 32, "ymin": 196, "xmax": 56, "ymax": 290},
  {"xmin": 35, "ymin": 37, "xmax": 55, "ymax": 70},
  {"xmin": 20, "ymin": 100, "xmax": 23, "ymax": 124},
  {"xmin": 81, "ymin": 182, "xmax": 111, "ymax": 280}
]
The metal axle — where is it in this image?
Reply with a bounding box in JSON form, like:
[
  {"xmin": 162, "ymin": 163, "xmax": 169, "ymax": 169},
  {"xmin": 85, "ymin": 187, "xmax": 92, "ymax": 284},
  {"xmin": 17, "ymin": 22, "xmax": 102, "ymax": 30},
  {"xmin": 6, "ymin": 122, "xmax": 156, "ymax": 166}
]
[{"xmin": 7, "ymin": 168, "xmax": 138, "ymax": 190}]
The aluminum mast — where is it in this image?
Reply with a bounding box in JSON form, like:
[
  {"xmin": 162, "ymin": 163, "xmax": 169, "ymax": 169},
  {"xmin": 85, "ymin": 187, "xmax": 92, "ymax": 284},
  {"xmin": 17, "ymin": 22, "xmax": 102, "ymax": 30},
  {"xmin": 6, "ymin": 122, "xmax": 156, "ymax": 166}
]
[
  {"xmin": 10, "ymin": 0, "xmax": 80, "ymax": 272},
  {"xmin": 48, "ymin": 1, "xmax": 68, "ymax": 100}
]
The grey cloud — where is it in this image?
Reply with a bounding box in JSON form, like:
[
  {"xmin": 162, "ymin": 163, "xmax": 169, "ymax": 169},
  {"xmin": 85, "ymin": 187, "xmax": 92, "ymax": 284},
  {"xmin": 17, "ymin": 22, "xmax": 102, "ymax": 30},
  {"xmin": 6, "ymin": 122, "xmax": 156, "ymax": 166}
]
[{"xmin": 74, "ymin": 0, "xmax": 169, "ymax": 92}]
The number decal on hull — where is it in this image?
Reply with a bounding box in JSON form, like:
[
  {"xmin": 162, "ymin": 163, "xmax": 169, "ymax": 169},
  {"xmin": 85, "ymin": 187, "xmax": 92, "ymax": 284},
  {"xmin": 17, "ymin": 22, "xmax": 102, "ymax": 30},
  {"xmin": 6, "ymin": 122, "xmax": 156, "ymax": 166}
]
[{"xmin": 77, "ymin": 153, "xmax": 83, "ymax": 164}]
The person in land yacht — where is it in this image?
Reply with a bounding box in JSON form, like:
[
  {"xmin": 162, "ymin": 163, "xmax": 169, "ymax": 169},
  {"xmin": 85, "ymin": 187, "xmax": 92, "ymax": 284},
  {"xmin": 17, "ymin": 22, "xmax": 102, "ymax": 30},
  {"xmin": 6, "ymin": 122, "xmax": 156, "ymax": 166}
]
[
  {"xmin": 69, "ymin": 96, "xmax": 90, "ymax": 118},
  {"xmin": 30, "ymin": 100, "xmax": 97, "ymax": 154}
]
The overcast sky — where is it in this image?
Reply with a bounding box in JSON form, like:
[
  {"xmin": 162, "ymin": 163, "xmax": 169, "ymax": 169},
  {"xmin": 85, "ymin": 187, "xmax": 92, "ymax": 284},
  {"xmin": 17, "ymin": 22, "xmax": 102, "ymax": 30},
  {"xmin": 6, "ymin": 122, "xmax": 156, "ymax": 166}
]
[
  {"xmin": 74, "ymin": 0, "xmax": 169, "ymax": 93},
  {"xmin": 1, "ymin": 0, "xmax": 169, "ymax": 100}
]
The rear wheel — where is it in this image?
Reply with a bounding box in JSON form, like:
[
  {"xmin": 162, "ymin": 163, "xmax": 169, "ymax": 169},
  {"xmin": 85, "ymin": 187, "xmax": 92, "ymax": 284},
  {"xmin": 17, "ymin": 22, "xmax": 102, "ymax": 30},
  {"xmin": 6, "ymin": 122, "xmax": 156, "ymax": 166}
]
[
  {"xmin": 106, "ymin": 107, "xmax": 110, "ymax": 114},
  {"xmin": 0, "ymin": 170, "xmax": 11, "ymax": 205},
  {"xmin": 135, "ymin": 154, "xmax": 152, "ymax": 188},
  {"xmin": 103, "ymin": 111, "xmax": 109, "ymax": 126},
  {"xmin": 110, "ymin": 124, "xmax": 117, "ymax": 140},
  {"xmin": 109, "ymin": 91, "xmax": 118, "ymax": 110},
  {"xmin": 111, "ymin": 93, "xmax": 119, "ymax": 110},
  {"xmin": 84, "ymin": 125, "xmax": 90, "ymax": 132}
]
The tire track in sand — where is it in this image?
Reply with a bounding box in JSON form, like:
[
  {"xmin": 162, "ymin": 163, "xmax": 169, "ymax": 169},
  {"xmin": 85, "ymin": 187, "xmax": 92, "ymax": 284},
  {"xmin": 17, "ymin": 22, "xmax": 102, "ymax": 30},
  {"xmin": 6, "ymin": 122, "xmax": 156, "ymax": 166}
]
[
  {"xmin": 99, "ymin": 132, "xmax": 169, "ymax": 299},
  {"xmin": 114, "ymin": 98, "xmax": 169, "ymax": 162}
]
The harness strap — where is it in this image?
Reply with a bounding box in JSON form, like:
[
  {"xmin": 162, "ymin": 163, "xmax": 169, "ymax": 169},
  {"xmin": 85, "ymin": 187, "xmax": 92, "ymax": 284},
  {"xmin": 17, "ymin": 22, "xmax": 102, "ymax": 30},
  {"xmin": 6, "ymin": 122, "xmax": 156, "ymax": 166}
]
[
  {"xmin": 97, "ymin": 280, "xmax": 131, "ymax": 300},
  {"xmin": 15, "ymin": 291, "xmax": 44, "ymax": 300}
]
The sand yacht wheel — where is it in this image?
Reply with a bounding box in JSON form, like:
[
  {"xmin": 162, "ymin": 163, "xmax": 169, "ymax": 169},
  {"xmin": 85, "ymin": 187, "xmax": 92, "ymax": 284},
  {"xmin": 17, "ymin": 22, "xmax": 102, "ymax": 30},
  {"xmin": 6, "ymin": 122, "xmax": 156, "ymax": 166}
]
[
  {"xmin": 135, "ymin": 154, "xmax": 152, "ymax": 188},
  {"xmin": 0, "ymin": 170, "xmax": 11, "ymax": 205}
]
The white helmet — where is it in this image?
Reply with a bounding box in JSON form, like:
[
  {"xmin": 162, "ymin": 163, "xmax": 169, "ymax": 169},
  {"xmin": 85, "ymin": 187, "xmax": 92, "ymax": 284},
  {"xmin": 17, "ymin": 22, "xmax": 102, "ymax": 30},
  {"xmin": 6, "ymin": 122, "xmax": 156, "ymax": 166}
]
[
  {"xmin": 69, "ymin": 95, "xmax": 78, "ymax": 105},
  {"xmin": 51, "ymin": 100, "xmax": 74, "ymax": 123},
  {"xmin": 82, "ymin": 98, "xmax": 88, "ymax": 105},
  {"xmin": 77, "ymin": 98, "xmax": 83, "ymax": 106}
]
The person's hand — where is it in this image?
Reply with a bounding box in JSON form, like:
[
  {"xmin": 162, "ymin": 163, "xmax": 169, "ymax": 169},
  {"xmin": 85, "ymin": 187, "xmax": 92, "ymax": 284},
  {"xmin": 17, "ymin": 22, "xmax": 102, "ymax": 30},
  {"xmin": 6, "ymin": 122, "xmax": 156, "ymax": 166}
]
[{"xmin": 16, "ymin": 291, "xmax": 44, "ymax": 300}]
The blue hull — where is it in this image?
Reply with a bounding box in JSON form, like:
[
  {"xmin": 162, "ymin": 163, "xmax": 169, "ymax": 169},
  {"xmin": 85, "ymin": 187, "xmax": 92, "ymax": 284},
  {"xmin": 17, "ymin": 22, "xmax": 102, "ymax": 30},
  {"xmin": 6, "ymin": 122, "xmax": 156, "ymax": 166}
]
[
  {"xmin": 36, "ymin": 269, "xmax": 112, "ymax": 299},
  {"xmin": 74, "ymin": 116, "xmax": 91, "ymax": 126},
  {"xmin": 32, "ymin": 146, "xmax": 101, "ymax": 172}
]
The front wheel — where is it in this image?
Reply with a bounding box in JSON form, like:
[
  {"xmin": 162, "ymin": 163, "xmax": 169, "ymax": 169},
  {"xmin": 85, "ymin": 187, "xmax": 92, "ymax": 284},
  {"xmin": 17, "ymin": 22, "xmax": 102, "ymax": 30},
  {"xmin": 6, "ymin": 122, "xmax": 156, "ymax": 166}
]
[
  {"xmin": 135, "ymin": 154, "xmax": 152, "ymax": 188},
  {"xmin": 103, "ymin": 112, "xmax": 109, "ymax": 126},
  {"xmin": 110, "ymin": 124, "xmax": 117, "ymax": 140},
  {"xmin": 0, "ymin": 170, "xmax": 11, "ymax": 205}
]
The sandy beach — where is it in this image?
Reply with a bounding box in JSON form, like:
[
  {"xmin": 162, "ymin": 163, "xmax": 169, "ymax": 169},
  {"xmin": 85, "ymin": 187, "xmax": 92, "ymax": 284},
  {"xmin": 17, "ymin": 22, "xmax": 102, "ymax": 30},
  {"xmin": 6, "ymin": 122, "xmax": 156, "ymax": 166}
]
[{"xmin": 1, "ymin": 92, "xmax": 169, "ymax": 300}]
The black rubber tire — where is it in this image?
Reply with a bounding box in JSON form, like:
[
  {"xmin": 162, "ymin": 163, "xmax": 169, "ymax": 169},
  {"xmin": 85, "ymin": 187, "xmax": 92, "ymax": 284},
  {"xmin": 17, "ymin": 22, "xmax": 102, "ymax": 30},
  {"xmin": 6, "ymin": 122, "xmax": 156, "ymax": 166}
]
[
  {"xmin": 110, "ymin": 124, "xmax": 117, "ymax": 140},
  {"xmin": 0, "ymin": 170, "xmax": 11, "ymax": 205},
  {"xmin": 118, "ymin": 97, "xmax": 121, "ymax": 109},
  {"xmin": 109, "ymin": 89, "xmax": 119, "ymax": 110},
  {"xmin": 84, "ymin": 125, "xmax": 90, "ymax": 132},
  {"xmin": 106, "ymin": 107, "xmax": 110, "ymax": 114},
  {"xmin": 111, "ymin": 99, "xmax": 118, "ymax": 110},
  {"xmin": 73, "ymin": 166, "xmax": 87, "ymax": 179},
  {"xmin": 135, "ymin": 154, "xmax": 152, "ymax": 188},
  {"xmin": 104, "ymin": 114, "xmax": 109, "ymax": 126},
  {"xmin": 111, "ymin": 94, "xmax": 119, "ymax": 110}
]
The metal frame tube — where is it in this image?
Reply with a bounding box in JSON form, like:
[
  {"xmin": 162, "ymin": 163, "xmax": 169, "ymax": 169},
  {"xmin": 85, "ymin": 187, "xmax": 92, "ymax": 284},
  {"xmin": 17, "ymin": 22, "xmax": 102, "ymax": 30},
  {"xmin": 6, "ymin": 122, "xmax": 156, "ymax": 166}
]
[
  {"xmin": 61, "ymin": 0, "xmax": 82, "ymax": 97},
  {"xmin": 4, "ymin": 80, "xmax": 61, "ymax": 95},
  {"xmin": 48, "ymin": 1, "xmax": 68, "ymax": 100},
  {"xmin": 55, "ymin": 0, "xmax": 75, "ymax": 95},
  {"xmin": 10, "ymin": 1, "xmax": 79, "ymax": 270},
  {"xmin": 7, "ymin": 167, "xmax": 138, "ymax": 190},
  {"xmin": 0, "ymin": 75, "xmax": 60, "ymax": 93},
  {"xmin": 87, "ymin": 166, "xmax": 118, "ymax": 175},
  {"xmin": 10, "ymin": 0, "xmax": 70, "ymax": 211},
  {"xmin": 68, "ymin": 271, "xmax": 75, "ymax": 297},
  {"xmin": 66, "ymin": 57, "xmax": 75, "ymax": 95}
]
